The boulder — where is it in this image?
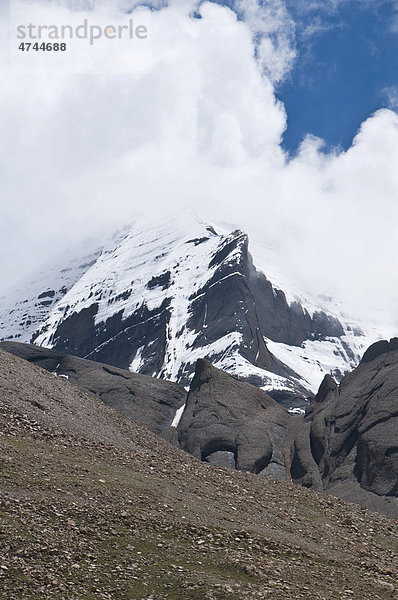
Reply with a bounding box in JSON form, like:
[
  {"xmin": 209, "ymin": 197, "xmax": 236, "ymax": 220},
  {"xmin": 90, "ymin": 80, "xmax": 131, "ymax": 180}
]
[{"xmin": 177, "ymin": 359, "xmax": 290, "ymax": 478}]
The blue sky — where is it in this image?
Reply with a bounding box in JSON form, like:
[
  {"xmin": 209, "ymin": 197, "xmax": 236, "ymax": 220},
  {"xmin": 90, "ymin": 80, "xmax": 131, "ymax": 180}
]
[{"xmin": 279, "ymin": 1, "xmax": 398, "ymax": 153}]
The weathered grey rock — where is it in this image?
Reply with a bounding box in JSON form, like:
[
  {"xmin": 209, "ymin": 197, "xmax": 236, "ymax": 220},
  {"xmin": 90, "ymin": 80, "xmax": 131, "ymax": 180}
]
[
  {"xmin": 177, "ymin": 349, "xmax": 398, "ymax": 516},
  {"xmin": 304, "ymin": 338, "xmax": 398, "ymax": 515},
  {"xmin": 177, "ymin": 359, "xmax": 290, "ymax": 477},
  {"xmin": 0, "ymin": 341, "xmax": 185, "ymax": 435}
]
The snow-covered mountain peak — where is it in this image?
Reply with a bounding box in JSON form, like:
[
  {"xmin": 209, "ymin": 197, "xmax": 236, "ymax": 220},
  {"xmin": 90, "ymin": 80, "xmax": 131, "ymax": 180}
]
[
  {"xmin": 0, "ymin": 212, "xmax": 382, "ymax": 409},
  {"xmin": 32, "ymin": 216, "xmax": 243, "ymax": 344}
]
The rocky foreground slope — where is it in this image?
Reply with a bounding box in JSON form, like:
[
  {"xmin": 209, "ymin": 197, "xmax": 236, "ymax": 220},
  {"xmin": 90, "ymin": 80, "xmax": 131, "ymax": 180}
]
[
  {"xmin": 0, "ymin": 349, "xmax": 398, "ymax": 600},
  {"xmin": 1, "ymin": 339, "xmax": 398, "ymax": 519}
]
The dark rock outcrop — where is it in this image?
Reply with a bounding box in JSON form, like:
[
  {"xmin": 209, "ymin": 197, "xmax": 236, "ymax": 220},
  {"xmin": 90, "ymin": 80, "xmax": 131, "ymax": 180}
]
[
  {"xmin": 303, "ymin": 337, "xmax": 398, "ymax": 516},
  {"xmin": 177, "ymin": 359, "xmax": 291, "ymax": 478},
  {"xmin": 361, "ymin": 337, "xmax": 398, "ymax": 364},
  {"xmin": 0, "ymin": 341, "xmax": 185, "ymax": 436},
  {"xmin": 176, "ymin": 345, "xmax": 398, "ymax": 517}
]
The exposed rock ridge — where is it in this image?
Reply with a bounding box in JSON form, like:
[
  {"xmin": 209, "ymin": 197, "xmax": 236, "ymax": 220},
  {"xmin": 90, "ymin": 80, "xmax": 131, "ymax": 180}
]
[
  {"xmin": 301, "ymin": 339, "xmax": 398, "ymax": 514},
  {"xmin": 360, "ymin": 337, "xmax": 398, "ymax": 364}
]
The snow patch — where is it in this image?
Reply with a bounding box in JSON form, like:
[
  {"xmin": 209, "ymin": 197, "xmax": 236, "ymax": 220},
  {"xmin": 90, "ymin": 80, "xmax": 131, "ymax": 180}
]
[
  {"xmin": 288, "ymin": 407, "xmax": 305, "ymax": 415},
  {"xmin": 171, "ymin": 403, "xmax": 186, "ymax": 428},
  {"xmin": 129, "ymin": 345, "xmax": 145, "ymax": 373}
]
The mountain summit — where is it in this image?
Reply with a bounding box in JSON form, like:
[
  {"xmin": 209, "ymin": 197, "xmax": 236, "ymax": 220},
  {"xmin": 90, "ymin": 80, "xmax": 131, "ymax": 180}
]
[{"xmin": 0, "ymin": 212, "xmax": 371, "ymax": 408}]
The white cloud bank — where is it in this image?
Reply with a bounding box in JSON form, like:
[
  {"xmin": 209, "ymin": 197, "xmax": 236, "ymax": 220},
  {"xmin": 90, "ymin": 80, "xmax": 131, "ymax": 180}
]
[{"xmin": 0, "ymin": 0, "xmax": 397, "ymax": 330}]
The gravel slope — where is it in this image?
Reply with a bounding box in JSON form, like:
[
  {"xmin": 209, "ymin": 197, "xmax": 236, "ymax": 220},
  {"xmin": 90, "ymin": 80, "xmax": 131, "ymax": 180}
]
[{"xmin": 0, "ymin": 349, "xmax": 397, "ymax": 600}]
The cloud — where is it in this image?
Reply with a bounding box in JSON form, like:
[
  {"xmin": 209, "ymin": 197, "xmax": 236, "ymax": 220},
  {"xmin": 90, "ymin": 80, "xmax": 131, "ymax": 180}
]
[
  {"xmin": 0, "ymin": 0, "xmax": 397, "ymax": 330},
  {"xmin": 233, "ymin": 0, "xmax": 296, "ymax": 82},
  {"xmin": 285, "ymin": 0, "xmax": 398, "ymax": 38},
  {"xmin": 383, "ymin": 85, "xmax": 398, "ymax": 110}
]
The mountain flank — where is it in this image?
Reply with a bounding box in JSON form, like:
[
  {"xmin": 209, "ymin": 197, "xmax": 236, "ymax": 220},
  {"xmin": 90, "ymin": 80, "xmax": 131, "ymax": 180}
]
[{"xmin": 1, "ymin": 349, "xmax": 398, "ymax": 600}]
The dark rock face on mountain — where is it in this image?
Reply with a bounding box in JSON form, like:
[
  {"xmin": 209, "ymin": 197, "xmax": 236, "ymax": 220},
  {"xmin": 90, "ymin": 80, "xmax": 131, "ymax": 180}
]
[
  {"xmin": 0, "ymin": 341, "xmax": 185, "ymax": 436},
  {"xmin": 179, "ymin": 232, "xmax": 343, "ymax": 385},
  {"xmin": 33, "ymin": 299, "xmax": 172, "ymax": 383},
  {"xmin": 177, "ymin": 359, "xmax": 290, "ymax": 478}
]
